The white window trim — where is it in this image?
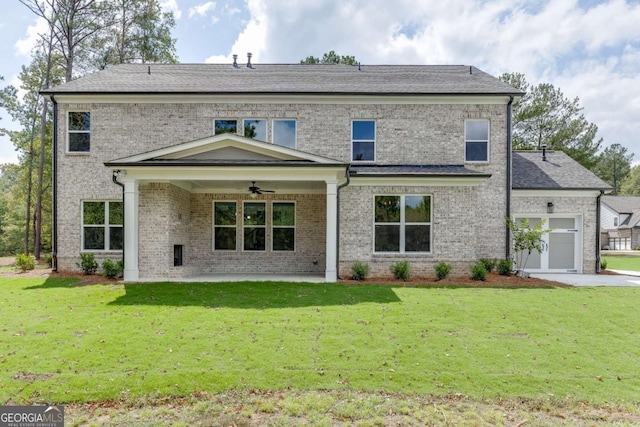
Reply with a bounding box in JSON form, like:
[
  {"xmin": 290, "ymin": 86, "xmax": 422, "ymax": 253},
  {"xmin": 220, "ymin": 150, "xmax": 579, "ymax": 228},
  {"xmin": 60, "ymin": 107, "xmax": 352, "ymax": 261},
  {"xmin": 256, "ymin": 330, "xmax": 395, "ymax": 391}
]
[
  {"xmin": 373, "ymin": 195, "xmax": 432, "ymax": 254},
  {"xmin": 213, "ymin": 118, "xmax": 239, "ymax": 135},
  {"xmin": 67, "ymin": 111, "xmax": 91, "ymax": 154},
  {"xmin": 271, "ymin": 201, "xmax": 296, "ymax": 252},
  {"xmin": 351, "ymin": 119, "xmax": 376, "ymax": 163},
  {"xmin": 242, "ymin": 118, "xmax": 268, "ymax": 142},
  {"xmin": 81, "ymin": 200, "xmax": 122, "ymax": 252},
  {"xmin": 242, "ymin": 201, "xmax": 267, "ymax": 252},
  {"xmin": 272, "ymin": 119, "xmax": 297, "ymax": 149},
  {"xmin": 464, "ymin": 119, "xmax": 490, "ymax": 163},
  {"xmin": 212, "ymin": 201, "xmax": 237, "ymax": 252}
]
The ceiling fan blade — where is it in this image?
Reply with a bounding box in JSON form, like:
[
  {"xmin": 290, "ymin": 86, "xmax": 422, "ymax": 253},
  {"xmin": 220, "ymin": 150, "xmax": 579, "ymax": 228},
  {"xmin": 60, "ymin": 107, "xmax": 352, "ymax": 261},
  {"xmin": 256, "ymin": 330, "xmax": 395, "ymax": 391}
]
[{"xmin": 261, "ymin": 189, "xmax": 275, "ymax": 193}]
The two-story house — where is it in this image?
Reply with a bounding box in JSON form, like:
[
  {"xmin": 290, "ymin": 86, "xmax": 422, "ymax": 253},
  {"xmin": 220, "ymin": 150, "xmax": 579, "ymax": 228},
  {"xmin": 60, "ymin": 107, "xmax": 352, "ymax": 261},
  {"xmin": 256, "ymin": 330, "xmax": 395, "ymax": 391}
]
[
  {"xmin": 42, "ymin": 62, "xmax": 610, "ymax": 282},
  {"xmin": 601, "ymin": 196, "xmax": 640, "ymax": 250}
]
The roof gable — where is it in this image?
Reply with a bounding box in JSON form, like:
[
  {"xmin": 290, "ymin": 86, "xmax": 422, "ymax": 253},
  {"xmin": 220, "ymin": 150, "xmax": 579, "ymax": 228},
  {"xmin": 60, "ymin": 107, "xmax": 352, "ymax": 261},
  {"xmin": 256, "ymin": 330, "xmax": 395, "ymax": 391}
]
[
  {"xmin": 107, "ymin": 133, "xmax": 343, "ymax": 165},
  {"xmin": 601, "ymin": 196, "xmax": 640, "ymax": 214}
]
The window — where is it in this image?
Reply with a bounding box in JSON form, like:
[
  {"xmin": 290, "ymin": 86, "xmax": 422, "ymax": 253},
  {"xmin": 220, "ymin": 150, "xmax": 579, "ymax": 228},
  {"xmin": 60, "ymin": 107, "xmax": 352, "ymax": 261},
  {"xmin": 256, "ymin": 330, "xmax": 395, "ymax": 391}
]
[
  {"xmin": 68, "ymin": 112, "xmax": 91, "ymax": 152},
  {"xmin": 613, "ymin": 217, "xmax": 619, "ymax": 227},
  {"xmin": 352, "ymin": 120, "xmax": 376, "ymax": 161},
  {"xmin": 273, "ymin": 119, "xmax": 296, "ymax": 148},
  {"xmin": 243, "ymin": 202, "xmax": 266, "ymax": 251},
  {"xmin": 214, "ymin": 119, "xmax": 237, "ymax": 135},
  {"xmin": 465, "ymin": 119, "xmax": 489, "ymax": 162},
  {"xmin": 374, "ymin": 195, "xmax": 431, "ymax": 253},
  {"xmin": 272, "ymin": 202, "xmax": 295, "ymax": 251},
  {"xmin": 213, "ymin": 202, "xmax": 237, "ymax": 250},
  {"xmin": 243, "ymin": 119, "xmax": 267, "ymax": 142},
  {"xmin": 82, "ymin": 201, "xmax": 123, "ymax": 251}
]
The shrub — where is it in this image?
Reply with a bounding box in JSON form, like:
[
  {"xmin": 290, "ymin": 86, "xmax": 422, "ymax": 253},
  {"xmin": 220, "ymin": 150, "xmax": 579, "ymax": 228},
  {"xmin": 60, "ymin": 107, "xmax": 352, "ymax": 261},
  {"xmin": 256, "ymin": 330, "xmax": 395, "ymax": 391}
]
[
  {"xmin": 102, "ymin": 259, "xmax": 124, "ymax": 279},
  {"xmin": 44, "ymin": 254, "xmax": 53, "ymax": 268},
  {"xmin": 77, "ymin": 253, "xmax": 98, "ymax": 275},
  {"xmin": 600, "ymin": 258, "xmax": 607, "ymax": 270},
  {"xmin": 434, "ymin": 262, "xmax": 452, "ymax": 280},
  {"xmin": 479, "ymin": 258, "xmax": 496, "ymax": 272},
  {"xmin": 636, "ymin": 246, "xmax": 640, "ymax": 251},
  {"xmin": 497, "ymin": 258, "xmax": 513, "ymax": 276},
  {"xmin": 351, "ymin": 262, "xmax": 370, "ymax": 281},
  {"xmin": 390, "ymin": 261, "xmax": 410, "ymax": 282},
  {"xmin": 15, "ymin": 253, "xmax": 35, "ymax": 272},
  {"xmin": 471, "ymin": 262, "xmax": 487, "ymax": 281}
]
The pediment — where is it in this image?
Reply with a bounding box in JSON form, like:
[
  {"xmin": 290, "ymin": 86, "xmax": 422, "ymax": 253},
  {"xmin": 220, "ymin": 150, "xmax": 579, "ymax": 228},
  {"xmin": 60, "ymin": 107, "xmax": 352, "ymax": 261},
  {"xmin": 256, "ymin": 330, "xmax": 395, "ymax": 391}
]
[{"xmin": 108, "ymin": 133, "xmax": 342, "ymax": 164}]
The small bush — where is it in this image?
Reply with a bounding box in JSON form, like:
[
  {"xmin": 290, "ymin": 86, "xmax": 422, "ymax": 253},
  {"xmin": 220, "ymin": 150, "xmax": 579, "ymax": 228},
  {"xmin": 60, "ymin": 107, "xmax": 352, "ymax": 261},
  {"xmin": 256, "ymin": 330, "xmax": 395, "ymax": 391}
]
[
  {"xmin": 479, "ymin": 258, "xmax": 497, "ymax": 272},
  {"xmin": 635, "ymin": 246, "xmax": 640, "ymax": 251},
  {"xmin": 351, "ymin": 262, "xmax": 370, "ymax": 281},
  {"xmin": 44, "ymin": 254, "xmax": 53, "ymax": 268},
  {"xmin": 77, "ymin": 253, "xmax": 98, "ymax": 275},
  {"xmin": 102, "ymin": 259, "xmax": 124, "ymax": 279},
  {"xmin": 434, "ymin": 262, "xmax": 452, "ymax": 280},
  {"xmin": 471, "ymin": 262, "xmax": 487, "ymax": 281},
  {"xmin": 497, "ymin": 258, "xmax": 513, "ymax": 276},
  {"xmin": 390, "ymin": 261, "xmax": 410, "ymax": 282},
  {"xmin": 15, "ymin": 253, "xmax": 35, "ymax": 272},
  {"xmin": 600, "ymin": 258, "xmax": 607, "ymax": 270}
]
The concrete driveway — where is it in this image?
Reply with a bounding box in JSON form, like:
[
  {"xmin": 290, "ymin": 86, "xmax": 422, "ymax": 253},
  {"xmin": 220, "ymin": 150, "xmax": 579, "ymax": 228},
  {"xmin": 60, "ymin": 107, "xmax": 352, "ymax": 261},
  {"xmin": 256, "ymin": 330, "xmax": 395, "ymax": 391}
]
[{"xmin": 531, "ymin": 270, "xmax": 640, "ymax": 286}]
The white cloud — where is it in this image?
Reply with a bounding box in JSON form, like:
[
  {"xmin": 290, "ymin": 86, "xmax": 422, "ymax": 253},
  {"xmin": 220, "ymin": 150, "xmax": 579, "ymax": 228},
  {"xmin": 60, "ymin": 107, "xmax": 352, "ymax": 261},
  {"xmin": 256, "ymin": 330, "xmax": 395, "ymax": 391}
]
[
  {"xmin": 161, "ymin": 0, "xmax": 182, "ymax": 20},
  {"xmin": 189, "ymin": 1, "xmax": 216, "ymax": 18},
  {"xmin": 14, "ymin": 17, "xmax": 47, "ymax": 57}
]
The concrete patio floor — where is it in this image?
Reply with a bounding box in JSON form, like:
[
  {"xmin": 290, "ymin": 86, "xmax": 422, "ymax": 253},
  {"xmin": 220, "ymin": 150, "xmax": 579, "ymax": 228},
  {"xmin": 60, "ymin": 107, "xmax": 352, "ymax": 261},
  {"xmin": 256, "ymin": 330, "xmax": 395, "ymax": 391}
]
[{"xmin": 531, "ymin": 270, "xmax": 640, "ymax": 287}]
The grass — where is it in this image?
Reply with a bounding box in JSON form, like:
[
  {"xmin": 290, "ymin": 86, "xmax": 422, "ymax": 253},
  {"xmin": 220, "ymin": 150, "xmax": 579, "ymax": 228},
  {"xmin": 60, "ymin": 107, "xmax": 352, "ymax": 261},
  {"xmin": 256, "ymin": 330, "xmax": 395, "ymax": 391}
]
[
  {"xmin": 603, "ymin": 254, "xmax": 640, "ymax": 271},
  {"xmin": 2, "ymin": 277, "xmax": 640, "ymax": 411}
]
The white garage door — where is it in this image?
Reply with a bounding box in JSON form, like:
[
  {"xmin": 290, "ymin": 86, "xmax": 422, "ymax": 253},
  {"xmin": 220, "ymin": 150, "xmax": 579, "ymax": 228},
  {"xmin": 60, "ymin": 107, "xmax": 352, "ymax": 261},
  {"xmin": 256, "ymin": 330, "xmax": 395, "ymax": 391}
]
[{"xmin": 515, "ymin": 216, "xmax": 582, "ymax": 273}]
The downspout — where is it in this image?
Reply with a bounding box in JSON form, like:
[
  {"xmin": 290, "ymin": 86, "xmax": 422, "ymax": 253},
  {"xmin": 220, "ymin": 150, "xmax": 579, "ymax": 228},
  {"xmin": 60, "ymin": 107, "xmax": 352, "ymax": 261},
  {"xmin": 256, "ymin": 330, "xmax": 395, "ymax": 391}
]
[
  {"xmin": 505, "ymin": 95, "xmax": 514, "ymax": 260},
  {"xmin": 112, "ymin": 171, "xmax": 125, "ymax": 269},
  {"xmin": 336, "ymin": 165, "xmax": 351, "ymax": 279},
  {"xmin": 49, "ymin": 94, "xmax": 58, "ymax": 271},
  {"xmin": 596, "ymin": 190, "xmax": 604, "ymax": 273}
]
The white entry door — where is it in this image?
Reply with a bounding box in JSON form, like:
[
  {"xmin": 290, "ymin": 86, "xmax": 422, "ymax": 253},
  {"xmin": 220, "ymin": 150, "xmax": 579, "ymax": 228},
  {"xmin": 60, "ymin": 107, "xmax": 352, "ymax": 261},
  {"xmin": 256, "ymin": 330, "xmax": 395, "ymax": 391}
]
[{"xmin": 515, "ymin": 216, "xmax": 582, "ymax": 273}]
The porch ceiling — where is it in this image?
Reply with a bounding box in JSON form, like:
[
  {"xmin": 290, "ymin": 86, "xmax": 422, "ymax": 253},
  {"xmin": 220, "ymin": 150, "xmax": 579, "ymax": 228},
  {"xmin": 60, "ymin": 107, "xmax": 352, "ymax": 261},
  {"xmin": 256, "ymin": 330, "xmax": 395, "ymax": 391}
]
[{"xmin": 184, "ymin": 179, "xmax": 328, "ymax": 194}]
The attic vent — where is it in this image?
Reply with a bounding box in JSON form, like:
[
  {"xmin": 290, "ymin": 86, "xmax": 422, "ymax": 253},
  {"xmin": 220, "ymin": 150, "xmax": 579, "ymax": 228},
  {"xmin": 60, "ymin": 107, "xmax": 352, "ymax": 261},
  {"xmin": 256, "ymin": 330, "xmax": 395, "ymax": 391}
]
[
  {"xmin": 247, "ymin": 52, "xmax": 252, "ymax": 68},
  {"xmin": 232, "ymin": 54, "xmax": 238, "ymax": 67}
]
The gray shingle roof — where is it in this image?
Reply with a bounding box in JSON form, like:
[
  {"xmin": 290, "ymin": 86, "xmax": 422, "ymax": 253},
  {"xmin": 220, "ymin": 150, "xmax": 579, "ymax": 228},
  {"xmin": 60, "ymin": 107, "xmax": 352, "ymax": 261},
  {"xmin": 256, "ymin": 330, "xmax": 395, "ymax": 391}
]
[
  {"xmin": 42, "ymin": 63, "xmax": 523, "ymax": 95},
  {"xmin": 620, "ymin": 210, "xmax": 640, "ymax": 228},
  {"xmin": 601, "ymin": 195, "xmax": 640, "ymax": 214},
  {"xmin": 512, "ymin": 151, "xmax": 612, "ymax": 191},
  {"xmin": 350, "ymin": 164, "xmax": 490, "ymax": 177}
]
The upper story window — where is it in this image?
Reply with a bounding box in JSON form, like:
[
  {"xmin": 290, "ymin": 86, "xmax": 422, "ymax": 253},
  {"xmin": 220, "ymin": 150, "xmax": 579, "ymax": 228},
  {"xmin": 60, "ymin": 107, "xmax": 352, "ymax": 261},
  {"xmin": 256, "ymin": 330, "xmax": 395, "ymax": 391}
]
[
  {"xmin": 273, "ymin": 119, "xmax": 296, "ymax": 149},
  {"xmin": 214, "ymin": 119, "xmax": 237, "ymax": 135},
  {"xmin": 352, "ymin": 120, "xmax": 375, "ymax": 161},
  {"xmin": 613, "ymin": 217, "xmax": 619, "ymax": 227},
  {"xmin": 374, "ymin": 195, "xmax": 432, "ymax": 253},
  {"xmin": 82, "ymin": 201, "xmax": 122, "ymax": 251},
  {"xmin": 68, "ymin": 112, "xmax": 91, "ymax": 152},
  {"xmin": 243, "ymin": 119, "xmax": 267, "ymax": 142},
  {"xmin": 465, "ymin": 119, "xmax": 489, "ymax": 162}
]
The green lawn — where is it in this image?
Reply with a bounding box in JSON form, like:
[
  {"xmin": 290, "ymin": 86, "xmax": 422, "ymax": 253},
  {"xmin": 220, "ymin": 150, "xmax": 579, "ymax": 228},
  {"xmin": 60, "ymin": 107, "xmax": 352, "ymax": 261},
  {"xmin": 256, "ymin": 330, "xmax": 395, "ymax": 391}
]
[
  {"xmin": 603, "ymin": 254, "xmax": 640, "ymax": 271},
  {"xmin": 1, "ymin": 277, "xmax": 640, "ymax": 407}
]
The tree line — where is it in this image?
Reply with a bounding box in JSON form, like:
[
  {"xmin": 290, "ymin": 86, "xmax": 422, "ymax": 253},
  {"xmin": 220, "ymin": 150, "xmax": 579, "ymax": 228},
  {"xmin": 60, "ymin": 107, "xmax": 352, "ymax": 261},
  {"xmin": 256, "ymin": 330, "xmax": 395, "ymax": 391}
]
[{"xmin": 1, "ymin": 41, "xmax": 639, "ymax": 258}]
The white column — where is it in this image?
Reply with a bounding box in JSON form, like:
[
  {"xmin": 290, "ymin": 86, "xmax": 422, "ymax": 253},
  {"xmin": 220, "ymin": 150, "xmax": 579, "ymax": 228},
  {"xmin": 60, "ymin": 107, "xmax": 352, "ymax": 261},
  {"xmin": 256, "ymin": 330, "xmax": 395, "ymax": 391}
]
[
  {"xmin": 325, "ymin": 179, "xmax": 338, "ymax": 282},
  {"xmin": 123, "ymin": 178, "xmax": 139, "ymax": 281}
]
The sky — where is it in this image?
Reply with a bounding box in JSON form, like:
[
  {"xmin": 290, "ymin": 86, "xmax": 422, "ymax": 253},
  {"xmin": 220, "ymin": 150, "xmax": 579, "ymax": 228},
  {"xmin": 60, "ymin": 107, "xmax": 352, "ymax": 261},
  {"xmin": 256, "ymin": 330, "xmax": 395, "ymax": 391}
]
[{"xmin": 1, "ymin": 0, "xmax": 639, "ymax": 165}]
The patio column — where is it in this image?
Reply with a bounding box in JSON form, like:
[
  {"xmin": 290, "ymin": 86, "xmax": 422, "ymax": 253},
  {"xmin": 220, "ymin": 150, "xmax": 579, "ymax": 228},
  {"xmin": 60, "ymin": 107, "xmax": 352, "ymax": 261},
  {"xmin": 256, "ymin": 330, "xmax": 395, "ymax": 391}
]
[
  {"xmin": 122, "ymin": 178, "xmax": 139, "ymax": 281},
  {"xmin": 325, "ymin": 179, "xmax": 338, "ymax": 282}
]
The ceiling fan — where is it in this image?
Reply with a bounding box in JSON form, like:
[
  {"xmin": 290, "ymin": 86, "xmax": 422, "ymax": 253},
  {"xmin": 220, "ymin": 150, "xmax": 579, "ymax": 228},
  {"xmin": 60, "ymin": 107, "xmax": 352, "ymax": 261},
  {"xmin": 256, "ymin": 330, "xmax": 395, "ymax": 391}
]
[{"xmin": 248, "ymin": 181, "xmax": 275, "ymax": 195}]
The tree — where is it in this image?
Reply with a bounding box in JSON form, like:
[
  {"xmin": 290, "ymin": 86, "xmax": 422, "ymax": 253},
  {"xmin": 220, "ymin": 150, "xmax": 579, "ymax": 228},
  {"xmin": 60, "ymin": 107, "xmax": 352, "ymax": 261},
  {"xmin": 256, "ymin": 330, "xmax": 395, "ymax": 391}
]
[
  {"xmin": 507, "ymin": 217, "xmax": 550, "ymax": 277},
  {"xmin": 592, "ymin": 143, "xmax": 633, "ymax": 195},
  {"xmin": 90, "ymin": 0, "xmax": 177, "ymax": 68},
  {"xmin": 300, "ymin": 50, "xmax": 358, "ymax": 65},
  {"xmin": 620, "ymin": 165, "xmax": 640, "ymax": 195},
  {"xmin": 500, "ymin": 72, "xmax": 602, "ymax": 170}
]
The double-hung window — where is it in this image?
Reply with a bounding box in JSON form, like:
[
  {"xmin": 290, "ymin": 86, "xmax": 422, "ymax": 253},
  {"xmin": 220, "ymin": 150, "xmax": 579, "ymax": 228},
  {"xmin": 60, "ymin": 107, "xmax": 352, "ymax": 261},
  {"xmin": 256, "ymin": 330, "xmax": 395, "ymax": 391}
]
[
  {"xmin": 272, "ymin": 119, "xmax": 296, "ymax": 148},
  {"xmin": 213, "ymin": 202, "xmax": 237, "ymax": 250},
  {"xmin": 465, "ymin": 119, "xmax": 489, "ymax": 162},
  {"xmin": 374, "ymin": 195, "xmax": 431, "ymax": 253},
  {"xmin": 272, "ymin": 202, "xmax": 295, "ymax": 251},
  {"xmin": 352, "ymin": 120, "xmax": 375, "ymax": 161},
  {"xmin": 243, "ymin": 202, "xmax": 266, "ymax": 251},
  {"xmin": 82, "ymin": 201, "xmax": 123, "ymax": 251},
  {"xmin": 68, "ymin": 112, "xmax": 91, "ymax": 152}
]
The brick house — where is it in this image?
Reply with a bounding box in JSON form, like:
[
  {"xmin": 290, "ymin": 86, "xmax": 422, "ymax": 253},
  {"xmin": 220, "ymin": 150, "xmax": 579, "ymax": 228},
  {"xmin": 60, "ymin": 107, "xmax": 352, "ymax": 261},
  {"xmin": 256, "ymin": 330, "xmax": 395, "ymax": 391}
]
[{"xmin": 42, "ymin": 62, "xmax": 610, "ymax": 281}]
